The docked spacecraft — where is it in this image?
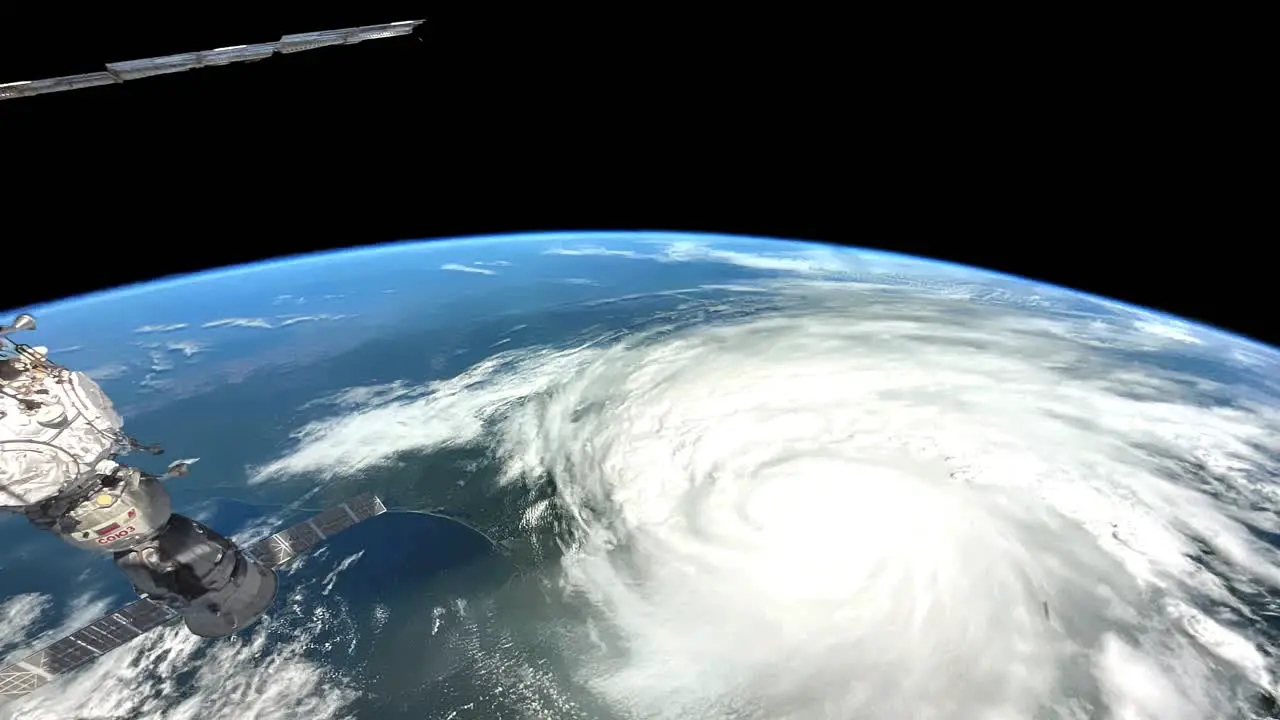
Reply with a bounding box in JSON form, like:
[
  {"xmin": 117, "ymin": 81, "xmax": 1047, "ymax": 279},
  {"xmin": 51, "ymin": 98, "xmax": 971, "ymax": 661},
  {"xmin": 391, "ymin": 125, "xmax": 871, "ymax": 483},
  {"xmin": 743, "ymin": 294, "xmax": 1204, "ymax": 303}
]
[{"xmin": 0, "ymin": 314, "xmax": 386, "ymax": 698}]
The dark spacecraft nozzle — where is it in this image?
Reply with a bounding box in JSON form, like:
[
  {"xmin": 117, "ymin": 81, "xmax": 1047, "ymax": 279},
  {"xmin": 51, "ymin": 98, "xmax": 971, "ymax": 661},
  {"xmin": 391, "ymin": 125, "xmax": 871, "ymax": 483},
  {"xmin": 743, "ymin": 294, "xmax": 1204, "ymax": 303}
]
[
  {"xmin": 183, "ymin": 551, "xmax": 278, "ymax": 638},
  {"xmin": 114, "ymin": 514, "xmax": 279, "ymax": 638}
]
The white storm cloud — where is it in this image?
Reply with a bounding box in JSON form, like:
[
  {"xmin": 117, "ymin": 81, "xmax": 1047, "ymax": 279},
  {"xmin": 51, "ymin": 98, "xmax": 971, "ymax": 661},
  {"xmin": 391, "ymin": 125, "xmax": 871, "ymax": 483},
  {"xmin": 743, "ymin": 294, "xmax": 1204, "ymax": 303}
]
[
  {"xmin": 248, "ymin": 281, "xmax": 1280, "ymax": 718},
  {"xmin": 655, "ymin": 240, "xmax": 857, "ymax": 275},
  {"xmin": 2, "ymin": 592, "xmax": 113, "ymax": 667},
  {"xmin": 540, "ymin": 237, "xmax": 1044, "ymax": 286},
  {"xmin": 0, "ymin": 590, "xmax": 360, "ymax": 720},
  {"xmin": 0, "ymin": 593, "xmax": 51, "ymax": 661},
  {"xmin": 543, "ymin": 239, "xmax": 859, "ymax": 277},
  {"xmin": 299, "ymin": 381, "xmax": 415, "ymax": 411},
  {"xmin": 1134, "ymin": 319, "xmax": 1203, "ymax": 345},
  {"xmin": 250, "ymin": 348, "xmax": 588, "ymax": 483}
]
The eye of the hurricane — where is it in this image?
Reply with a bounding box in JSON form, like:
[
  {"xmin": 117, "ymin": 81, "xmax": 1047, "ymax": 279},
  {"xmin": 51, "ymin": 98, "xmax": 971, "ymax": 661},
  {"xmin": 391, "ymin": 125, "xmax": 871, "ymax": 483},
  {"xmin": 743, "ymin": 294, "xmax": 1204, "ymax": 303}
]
[{"xmin": 703, "ymin": 453, "xmax": 1029, "ymax": 608}]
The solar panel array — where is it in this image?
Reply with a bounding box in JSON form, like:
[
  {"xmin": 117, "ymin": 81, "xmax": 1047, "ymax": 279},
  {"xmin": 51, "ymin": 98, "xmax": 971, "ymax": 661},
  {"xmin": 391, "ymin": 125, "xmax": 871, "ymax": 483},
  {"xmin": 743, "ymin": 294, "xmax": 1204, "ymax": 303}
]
[
  {"xmin": 247, "ymin": 493, "xmax": 387, "ymax": 569},
  {"xmin": 0, "ymin": 598, "xmax": 178, "ymax": 697},
  {"xmin": 1, "ymin": 22, "xmax": 424, "ymax": 100}
]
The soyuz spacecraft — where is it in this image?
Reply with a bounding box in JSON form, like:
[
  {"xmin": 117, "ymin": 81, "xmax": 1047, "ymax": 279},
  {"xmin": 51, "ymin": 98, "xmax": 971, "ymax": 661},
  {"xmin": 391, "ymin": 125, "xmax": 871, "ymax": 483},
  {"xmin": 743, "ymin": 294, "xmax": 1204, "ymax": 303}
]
[
  {"xmin": 0, "ymin": 19, "xmax": 424, "ymax": 100},
  {"xmin": 0, "ymin": 314, "xmax": 386, "ymax": 698}
]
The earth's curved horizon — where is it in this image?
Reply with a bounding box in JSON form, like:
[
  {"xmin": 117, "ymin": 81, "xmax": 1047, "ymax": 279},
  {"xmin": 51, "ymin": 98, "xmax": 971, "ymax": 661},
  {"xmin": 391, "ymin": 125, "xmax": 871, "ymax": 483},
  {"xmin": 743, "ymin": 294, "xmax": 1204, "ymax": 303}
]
[{"xmin": 3, "ymin": 231, "xmax": 1279, "ymax": 719}]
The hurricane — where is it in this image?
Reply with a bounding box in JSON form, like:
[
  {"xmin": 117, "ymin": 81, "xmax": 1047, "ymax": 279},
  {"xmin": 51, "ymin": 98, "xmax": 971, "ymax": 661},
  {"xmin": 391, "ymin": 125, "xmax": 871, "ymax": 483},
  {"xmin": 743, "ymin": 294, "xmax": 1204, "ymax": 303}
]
[{"xmin": 250, "ymin": 278, "xmax": 1280, "ymax": 719}]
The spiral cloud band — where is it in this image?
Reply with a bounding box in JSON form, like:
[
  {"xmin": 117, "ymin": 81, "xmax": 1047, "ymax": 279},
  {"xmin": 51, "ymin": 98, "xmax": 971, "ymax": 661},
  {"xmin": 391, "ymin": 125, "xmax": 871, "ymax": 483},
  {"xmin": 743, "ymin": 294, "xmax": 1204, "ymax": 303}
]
[{"xmin": 255, "ymin": 280, "xmax": 1280, "ymax": 718}]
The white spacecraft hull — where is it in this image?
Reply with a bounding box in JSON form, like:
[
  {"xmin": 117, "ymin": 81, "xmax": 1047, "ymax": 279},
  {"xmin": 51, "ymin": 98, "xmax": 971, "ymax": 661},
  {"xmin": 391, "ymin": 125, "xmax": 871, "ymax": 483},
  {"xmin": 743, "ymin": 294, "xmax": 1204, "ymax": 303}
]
[{"xmin": 1, "ymin": 349, "xmax": 127, "ymax": 507}]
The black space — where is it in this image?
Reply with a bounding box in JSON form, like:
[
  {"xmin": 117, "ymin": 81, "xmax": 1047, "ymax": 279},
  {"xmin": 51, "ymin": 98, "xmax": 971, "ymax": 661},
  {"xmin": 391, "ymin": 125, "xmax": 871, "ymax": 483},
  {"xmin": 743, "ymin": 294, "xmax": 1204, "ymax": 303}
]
[{"xmin": 1, "ymin": 11, "xmax": 1266, "ymax": 345}]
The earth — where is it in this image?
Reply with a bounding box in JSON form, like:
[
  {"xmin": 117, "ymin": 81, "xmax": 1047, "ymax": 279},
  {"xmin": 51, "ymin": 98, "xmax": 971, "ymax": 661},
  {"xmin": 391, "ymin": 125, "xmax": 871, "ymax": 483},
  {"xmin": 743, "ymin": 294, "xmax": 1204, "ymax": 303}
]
[{"xmin": 2, "ymin": 231, "xmax": 1280, "ymax": 719}]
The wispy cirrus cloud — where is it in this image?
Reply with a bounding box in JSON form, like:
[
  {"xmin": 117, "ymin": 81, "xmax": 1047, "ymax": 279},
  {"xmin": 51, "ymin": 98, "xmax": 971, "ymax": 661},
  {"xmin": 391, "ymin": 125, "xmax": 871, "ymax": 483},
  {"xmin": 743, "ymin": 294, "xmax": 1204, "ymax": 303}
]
[
  {"xmin": 203, "ymin": 317, "xmax": 274, "ymax": 329},
  {"xmin": 134, "ymin": 323, "xmax": 189, "ymax": 334},
  {"xmin": 148, "ymin": 350, "xmax": 175, "ymax": 372},
  {"xmin": 166, "ymin": 340, "xmax": 207, "ymax": 357},
  {"xmin": 543, "ymin": 246, "xmax": 644, "ymax": 259},
  {"xmin": 278, "ymin": 313, "xmax": 353, "ymax": 327},
  {"xmin": 139, "ymin": 371, "xmax": 174, "ymax": 390},
  {"xmin": 698, "ymin": 283, "xmax": 773, "ymax": 293},
  {"xmin": 544, "ymin": 239, "xmax": 861, "ymax": 277},
  {"xmin": 441, "ymin": 263, "xmax": 496, "ymax": 275},
  {"xmin": 199, "ymin": 314, "xmax": 354, "ymax": 331},
  {"xmin": 83, "ymin": 362, "xmax": 130, "ymax": 381},
  {"xmin": 473, "ymin": 260, "xmax": 512, "ymax": 267}
]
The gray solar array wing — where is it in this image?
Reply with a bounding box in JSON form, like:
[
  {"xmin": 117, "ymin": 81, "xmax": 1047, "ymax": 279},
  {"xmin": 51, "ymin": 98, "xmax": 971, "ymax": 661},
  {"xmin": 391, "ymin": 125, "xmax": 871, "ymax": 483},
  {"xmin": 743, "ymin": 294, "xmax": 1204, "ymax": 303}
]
[
  {"xmin": 0, "ymin": 598, "xmax": 179, "ymax": 698},
  {"xmin": 103, "ymin": 42, "xmax": 287, "ymax": 80},
  {"xmin": 0, "ymin": 72, "xmax": 120, "ymax": 97},
  {"xmin": 201, "ymin": 44, "xmax": 279, "ymax": 66},
  {"xmin": 247, "ymin": 493, "xmax": 387, "ymax": 569},
  {"xmin": 277, "ymin": 29, "xmax": 352, "ymax": 54},
  {"xmin": 1, "ymin": 20, "xmax": 424, "ymax": 99},
  {"xmin": 105, "ymin": 54, "xmax": 202, "ymax": 81}
]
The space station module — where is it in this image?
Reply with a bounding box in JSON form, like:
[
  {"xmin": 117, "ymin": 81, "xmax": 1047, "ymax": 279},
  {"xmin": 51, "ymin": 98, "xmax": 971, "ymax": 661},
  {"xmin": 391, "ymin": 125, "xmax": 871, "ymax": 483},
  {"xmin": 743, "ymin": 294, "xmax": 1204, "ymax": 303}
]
[
  {"xmin": 2, "ymin": 341, "xmax": 124, "ymax": 504},
  {"xmin": 0, "ymin": 317, "xmax": 171, "ymax": 548},
  {"xmin": 0, "ymin": 314, "xmax": 274, "ymax": 638}
]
